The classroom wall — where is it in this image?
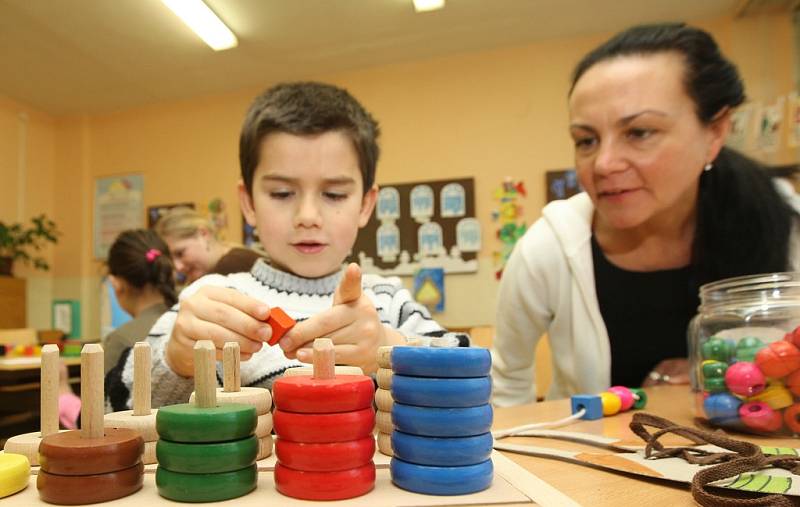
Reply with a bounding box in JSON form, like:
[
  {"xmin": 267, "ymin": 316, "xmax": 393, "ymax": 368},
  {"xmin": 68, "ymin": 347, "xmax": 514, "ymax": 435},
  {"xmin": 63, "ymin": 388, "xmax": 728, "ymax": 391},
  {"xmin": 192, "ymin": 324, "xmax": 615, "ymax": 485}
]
[{"xmin": 1, "ymin": 12, "xmax": 795, "ymax": 338}]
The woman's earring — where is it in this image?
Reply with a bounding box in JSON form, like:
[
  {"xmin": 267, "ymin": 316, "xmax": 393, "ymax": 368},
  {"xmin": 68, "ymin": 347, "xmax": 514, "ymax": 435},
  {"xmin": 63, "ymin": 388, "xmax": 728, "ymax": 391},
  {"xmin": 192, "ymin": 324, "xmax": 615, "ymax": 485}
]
[{"xmin": 703, "ymin": 162, "xmax": 713, "ymax": 172}]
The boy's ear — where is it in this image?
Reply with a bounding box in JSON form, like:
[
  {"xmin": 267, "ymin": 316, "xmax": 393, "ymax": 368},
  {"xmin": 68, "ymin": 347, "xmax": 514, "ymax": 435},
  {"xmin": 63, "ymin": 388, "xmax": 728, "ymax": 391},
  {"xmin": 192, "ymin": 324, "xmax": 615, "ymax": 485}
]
[
  {"xmin": 358, "ymin": 185, "xmax": 378, "ymax": 228},
  {"xmin": 238, "ymin": 180, "xmax": 258, "ymax": 227}
]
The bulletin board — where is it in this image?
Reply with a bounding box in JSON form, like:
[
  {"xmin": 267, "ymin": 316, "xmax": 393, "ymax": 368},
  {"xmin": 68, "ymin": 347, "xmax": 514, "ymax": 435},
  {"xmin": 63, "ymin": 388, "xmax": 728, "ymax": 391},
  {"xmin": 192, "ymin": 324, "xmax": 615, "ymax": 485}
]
[
  {"xmin": 349, "ymin": 178, "xmax": 481, "ymax": 276},
  {"xmin": 545, "ymin": 169, "xmax": 581, "ymax": 203}
]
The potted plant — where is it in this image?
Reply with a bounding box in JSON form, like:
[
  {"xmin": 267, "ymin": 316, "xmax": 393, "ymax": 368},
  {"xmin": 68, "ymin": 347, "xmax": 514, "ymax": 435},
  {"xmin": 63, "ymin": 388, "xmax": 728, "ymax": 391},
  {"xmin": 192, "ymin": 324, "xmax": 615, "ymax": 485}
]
[{"xmin": 0, "ymin": 215, "xmax": 60, "ymax": 276}]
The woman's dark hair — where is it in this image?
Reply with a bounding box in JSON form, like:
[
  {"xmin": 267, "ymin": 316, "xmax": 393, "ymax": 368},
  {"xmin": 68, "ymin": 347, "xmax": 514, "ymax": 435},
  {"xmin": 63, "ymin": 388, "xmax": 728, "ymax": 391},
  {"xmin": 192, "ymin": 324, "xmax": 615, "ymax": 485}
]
[
  {"xmin": 571, "ymin": 23, "xmax": 795, "ymax": 285},
  {"xmin": 107, "ymin": 229, "xmax": 177, "ymax": 307}
]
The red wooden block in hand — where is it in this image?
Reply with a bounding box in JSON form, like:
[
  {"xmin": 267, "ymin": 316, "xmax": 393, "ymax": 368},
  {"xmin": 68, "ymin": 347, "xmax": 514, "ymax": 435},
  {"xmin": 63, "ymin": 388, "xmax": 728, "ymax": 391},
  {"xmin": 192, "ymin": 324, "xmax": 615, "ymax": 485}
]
[
  {"xmin": 273, "ymin": 408, "xmax": 375, "ymax": 443},
  {"xmin": 274, "ymin": 461, "xmax": 375, "ymax": 500},
  {"xmin": 275, "ymin": 436, "xmax": 375, "ymax": 472},
  {"xmin": 267, "ymin": 307, "xmax": 296, "ymax": 346},
  {"xmin": 272, "ymin": 375, "xmax": 374, "ymax": 413}
]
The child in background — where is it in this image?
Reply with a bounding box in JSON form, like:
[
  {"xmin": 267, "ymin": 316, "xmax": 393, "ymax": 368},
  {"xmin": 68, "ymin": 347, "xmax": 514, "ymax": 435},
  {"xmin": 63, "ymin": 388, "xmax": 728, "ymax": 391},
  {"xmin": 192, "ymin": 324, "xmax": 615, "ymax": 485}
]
[{"xmin": 107, "ymin": 82, "xmax": 468, "ymax": 410}]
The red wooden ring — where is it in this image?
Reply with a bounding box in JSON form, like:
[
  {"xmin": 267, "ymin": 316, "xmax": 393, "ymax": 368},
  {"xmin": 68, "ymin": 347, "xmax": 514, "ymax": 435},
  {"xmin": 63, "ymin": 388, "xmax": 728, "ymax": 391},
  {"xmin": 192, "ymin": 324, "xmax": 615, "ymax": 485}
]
[
  {"xmin": 275, "ymin": 436, "xmax": 375, "ymax": 472},
  {"xmin": 272, "ymin": 375, "xmax": 374, "ymax": 413},
  {"xmin": 37, "ymin": 462, "xmax": 143, "ymax": 504},
  {"xmin": 274, "ymin": 462, "xmax": 375, "ymax": 500},
  {"xmin": 784, "ymin": 403, "xmax": 800, "ymax": 433},
  {"xmin": 39, "ymin": 428, "xmax": 144, "ymax": 476},
  {"xmin": 273, "ymin": 408, "xmax": 375, "ymax": 443}
]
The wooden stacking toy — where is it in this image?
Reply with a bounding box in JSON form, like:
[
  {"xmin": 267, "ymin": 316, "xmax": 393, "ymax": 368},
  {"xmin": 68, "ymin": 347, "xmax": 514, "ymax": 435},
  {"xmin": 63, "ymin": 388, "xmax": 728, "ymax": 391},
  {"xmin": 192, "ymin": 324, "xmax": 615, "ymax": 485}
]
[
  {"xmin": 571, "ymin": 386, "xmax": 648, "ymax": 420},
  {"xmin": 156, "ymin": 341, "xmax": 258, "ymax": 502},
  {"xmin": 104, "ymin": 342, "xmax": 159, "ymax": 464},
  {"xmin": 380, "ymin": 344, "xmax": 494, "ymax": 496},
  {"xmin": 272, "ymin": 338, "xmax": 376, "ymax": 500},
  {"xmin": 37, "ymin": 344, "xmax": 145, "ymax": 504},
  {"xmin": 189, "ymin": 342, "xmax": 274, "ymax": 460},
  {"xmin": 0, "ymin": 453, "xmax": 30, "ymax": 498},
  {"xmin": 3, "ymin": 344, "xmax": 63, "ymax": 466}
]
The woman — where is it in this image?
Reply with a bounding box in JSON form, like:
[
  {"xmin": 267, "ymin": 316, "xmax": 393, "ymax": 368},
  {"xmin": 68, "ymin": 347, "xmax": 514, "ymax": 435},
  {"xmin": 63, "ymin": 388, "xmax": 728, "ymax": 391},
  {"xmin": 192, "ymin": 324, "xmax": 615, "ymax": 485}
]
[
  {"xmin": 491, "ymin": 23, "xmax": 800, "ymax": 406},
  {"xmin": 103, "ymin": 229, "xmax": 178, "ymax": 373},
  {"xmin": 154, "ymin": 207, "xmax": 262, "ymax": 284}
]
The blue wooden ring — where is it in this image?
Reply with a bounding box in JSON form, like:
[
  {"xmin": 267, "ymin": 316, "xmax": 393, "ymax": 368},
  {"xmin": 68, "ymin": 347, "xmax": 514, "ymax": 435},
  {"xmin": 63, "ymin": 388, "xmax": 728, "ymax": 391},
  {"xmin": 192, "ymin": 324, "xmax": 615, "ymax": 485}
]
[
  {"xmin": 392, "ymin": 403, "xmax": 493, "ymax": 437},
  {"xmin": 390, "ymin": 458, "xmax": 493, "ymax": 495},
  {"xmin": 391, "ymin": 431, "xmax": 493, "ymax": 466},
  {"xmin": 391, "ymin": 375, "xmax": 491, "ymax": 408},
  {"xmin": 391, "ymin": 347, "xmax": 490, "ymax": 378}
]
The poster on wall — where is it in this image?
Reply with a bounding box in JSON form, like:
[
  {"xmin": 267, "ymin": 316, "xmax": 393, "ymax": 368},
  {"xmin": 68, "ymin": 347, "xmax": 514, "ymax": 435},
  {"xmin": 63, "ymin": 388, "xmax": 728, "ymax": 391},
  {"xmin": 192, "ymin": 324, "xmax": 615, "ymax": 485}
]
[
  {"xmin": 756, "ymin": 98, "xmax": 785, "ymax": 153},
  {"xmin": 94, "ymin": 174, "xmax": 144, "ymax": 259},
  {"xmin": 147, "ymin": 202, "xmax": 194, "ymax": 228},
  {"xmin": 350, "ymin": 177, "xmax": 479, "ymax": 276},
  {"xmin": 789, "ymin": 92, "xmax": 800, "ymax": 148},
  {"xmin": 727, "ymin": 104, "xmax": 754, "ymax": 151},
  {"xmin": 546, "ymin": 169, "xmax": 581, "ymax": 203}
]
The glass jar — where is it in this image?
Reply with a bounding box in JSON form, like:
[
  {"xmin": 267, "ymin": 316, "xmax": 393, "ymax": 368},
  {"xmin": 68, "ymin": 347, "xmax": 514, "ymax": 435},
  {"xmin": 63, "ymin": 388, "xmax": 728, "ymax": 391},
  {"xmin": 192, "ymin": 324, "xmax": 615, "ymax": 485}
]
[{"xmin": 689, "ymin": 272, "xmax": 800, "ymax": 436}]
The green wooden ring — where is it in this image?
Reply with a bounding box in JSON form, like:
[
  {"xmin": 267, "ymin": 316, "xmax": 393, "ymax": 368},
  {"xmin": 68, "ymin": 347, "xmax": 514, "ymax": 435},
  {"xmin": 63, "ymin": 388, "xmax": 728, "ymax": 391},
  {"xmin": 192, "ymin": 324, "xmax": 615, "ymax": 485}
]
[
  {"xmin": 630, "ymin": 388, "xmax": 648, "ymax": 410},
  {"xmin": 157, "ymin": 436, "xmax": 258, "ymax": 474},
  {"xmin": 156, "ymin": 464, "xmax": 257, "ymax": 502},
  {"xmin": 156, "ymin": 403, "xmax": 256, "ymax": 443}
]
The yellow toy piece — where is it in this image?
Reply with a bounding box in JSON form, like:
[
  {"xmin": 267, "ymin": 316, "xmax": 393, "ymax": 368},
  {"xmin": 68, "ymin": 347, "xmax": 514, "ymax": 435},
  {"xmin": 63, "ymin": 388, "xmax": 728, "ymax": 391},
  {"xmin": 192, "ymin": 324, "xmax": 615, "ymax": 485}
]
[{"xmin": 0, "ymin": 453, "xmax": 30, "ymax": 498}]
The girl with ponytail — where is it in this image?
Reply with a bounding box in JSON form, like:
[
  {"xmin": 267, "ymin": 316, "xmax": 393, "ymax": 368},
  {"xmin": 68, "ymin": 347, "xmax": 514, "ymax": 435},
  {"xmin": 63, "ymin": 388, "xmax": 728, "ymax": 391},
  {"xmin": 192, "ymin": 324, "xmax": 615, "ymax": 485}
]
[{"xmin": 104, "ymin": 229, "xmax": 177, "ymax": 372}]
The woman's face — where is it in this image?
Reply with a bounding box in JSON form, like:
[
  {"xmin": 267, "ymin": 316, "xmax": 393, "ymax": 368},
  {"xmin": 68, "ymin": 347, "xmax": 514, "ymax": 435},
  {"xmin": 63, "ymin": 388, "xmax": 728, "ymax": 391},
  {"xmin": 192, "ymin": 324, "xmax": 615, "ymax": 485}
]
[
  {"xmin": 164, "ymin": 230, "xmax": 213, "ymax": 283},
  {"xmin": 568, "ymin": 52, "xmax": 727, "ymax": 232}
]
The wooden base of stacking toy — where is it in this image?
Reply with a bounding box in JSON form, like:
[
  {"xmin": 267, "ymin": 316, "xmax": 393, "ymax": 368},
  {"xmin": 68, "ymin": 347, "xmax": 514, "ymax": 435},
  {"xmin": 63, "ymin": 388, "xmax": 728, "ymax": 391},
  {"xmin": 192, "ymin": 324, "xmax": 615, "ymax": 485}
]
[
  {"xmin": 3, "ymin": 431, "xmax": 66, "ymax": 467},
  {"xmin": 0, "ymin": 454, "xmax": 30, "ymax": 498}
]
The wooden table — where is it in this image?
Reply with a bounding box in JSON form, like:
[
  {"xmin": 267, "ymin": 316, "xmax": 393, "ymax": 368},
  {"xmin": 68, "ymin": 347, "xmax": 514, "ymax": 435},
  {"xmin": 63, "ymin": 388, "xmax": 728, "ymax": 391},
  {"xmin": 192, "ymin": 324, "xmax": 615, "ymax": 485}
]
[{"xmin": 493, "ymin": 384, "xmax": 799, "ymax": 506}]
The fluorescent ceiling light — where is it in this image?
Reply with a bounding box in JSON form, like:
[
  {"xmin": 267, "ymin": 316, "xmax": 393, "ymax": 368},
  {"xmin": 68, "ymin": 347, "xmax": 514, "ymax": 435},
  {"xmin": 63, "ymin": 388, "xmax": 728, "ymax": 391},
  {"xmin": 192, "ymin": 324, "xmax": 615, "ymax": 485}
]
[
  {"xmin": 413, "ymin": 0, "xmax": 445, "ymax": 13},
  {"xmin": 161, "ymin": 0, "xmax": 238, "ymax": 51}
]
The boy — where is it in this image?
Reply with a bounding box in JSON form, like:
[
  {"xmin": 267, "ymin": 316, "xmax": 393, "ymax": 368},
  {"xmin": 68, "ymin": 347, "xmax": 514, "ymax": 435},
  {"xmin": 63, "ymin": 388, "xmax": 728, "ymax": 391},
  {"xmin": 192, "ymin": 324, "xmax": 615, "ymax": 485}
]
[{"xmin": 107, "ymin": 82, "xmax": 469, "ymax": 410}]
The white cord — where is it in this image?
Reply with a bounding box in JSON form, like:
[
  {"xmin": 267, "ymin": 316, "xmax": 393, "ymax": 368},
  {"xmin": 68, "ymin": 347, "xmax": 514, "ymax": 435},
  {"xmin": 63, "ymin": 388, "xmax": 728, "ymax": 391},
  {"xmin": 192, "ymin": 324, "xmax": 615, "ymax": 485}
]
[{"xmin": 491, "ymin": 408, "xmax": 586, "ymax": 440}]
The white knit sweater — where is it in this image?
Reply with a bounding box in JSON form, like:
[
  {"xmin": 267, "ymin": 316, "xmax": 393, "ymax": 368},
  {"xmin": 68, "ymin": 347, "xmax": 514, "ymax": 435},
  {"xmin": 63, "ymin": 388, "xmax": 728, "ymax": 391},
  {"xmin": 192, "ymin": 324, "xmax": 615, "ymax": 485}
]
[{"xmin": 106, "ymin": 259, "xmax": 468, "ymax": 410}]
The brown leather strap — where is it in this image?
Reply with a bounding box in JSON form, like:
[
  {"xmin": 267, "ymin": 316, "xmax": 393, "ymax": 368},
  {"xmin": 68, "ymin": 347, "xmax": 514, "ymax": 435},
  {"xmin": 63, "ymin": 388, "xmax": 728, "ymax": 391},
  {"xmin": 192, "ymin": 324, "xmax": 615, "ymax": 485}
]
[{"xmin": 629, "ymin": 413, "xmax": 800, "ymax": 507}]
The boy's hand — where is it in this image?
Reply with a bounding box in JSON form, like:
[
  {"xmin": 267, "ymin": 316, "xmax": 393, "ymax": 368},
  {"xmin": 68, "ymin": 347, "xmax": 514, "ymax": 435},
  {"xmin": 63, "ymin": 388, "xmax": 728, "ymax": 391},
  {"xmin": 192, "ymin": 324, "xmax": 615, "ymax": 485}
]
[
  {"xmin": 280, "ymin": 263, "xmax": 405, "ymax": 374},
  {"xmin": 166, "ymin": 286, "xmax": 274, "ymax": 378}
]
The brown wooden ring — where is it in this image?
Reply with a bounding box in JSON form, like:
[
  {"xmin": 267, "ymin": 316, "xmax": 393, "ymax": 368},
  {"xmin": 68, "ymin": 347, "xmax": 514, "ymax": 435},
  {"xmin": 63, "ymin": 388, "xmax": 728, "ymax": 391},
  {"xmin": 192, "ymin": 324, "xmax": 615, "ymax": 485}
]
[
  {"xmin": 39, "ymin": 428, "xmax": 143, "ymax": 476},
  {"xmin": 37, "ymin": 462, "xmax": 143, "ymax": 505}
]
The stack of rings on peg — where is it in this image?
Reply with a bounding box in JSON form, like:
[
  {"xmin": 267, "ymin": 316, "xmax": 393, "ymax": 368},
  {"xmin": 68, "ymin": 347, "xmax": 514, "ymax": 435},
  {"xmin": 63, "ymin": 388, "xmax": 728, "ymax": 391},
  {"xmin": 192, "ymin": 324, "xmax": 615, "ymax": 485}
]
[
  {"xmin": 570, "ymin": 386, "xmax": 648, "ymax": 421},
  {"xmin": 37, "ymin": 344, "xmax": 144, "ymax": 505},
  {"xmin": 377, "ymin": 343, "xmax": 494, "ymax": 496},
  {"xmin": 272, "ymin": 338, "xmax": 376, "ymax": 501},
  {"xmin": 155, "ymin": 341, "xmax": 258, "ymax": 502}
]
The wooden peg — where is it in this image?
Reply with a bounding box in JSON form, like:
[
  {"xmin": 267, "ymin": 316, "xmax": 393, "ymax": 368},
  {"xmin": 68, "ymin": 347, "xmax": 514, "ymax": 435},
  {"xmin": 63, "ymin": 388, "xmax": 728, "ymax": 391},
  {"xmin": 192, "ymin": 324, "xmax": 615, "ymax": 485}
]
[
  {"xmin": 133, "ymin": 342, "xmax": 151, "ymax": 416},
  {"xmin": 313, "ymin": 339, "xmax": 335, "ymax": 380},
  {"xmin": 223, "ymin": 342, "xmax": 240, "ymax": 392},
  {"xmin": 80, "ymin": 343, "xmax": 105, "ymax": 439},
  {"xmin": 193, "ymin": 341, "xmax": 217, "ymax": 408},
  {"xmin": 40, "ymin": 344, "xmax": 60, "ymax": 437}
]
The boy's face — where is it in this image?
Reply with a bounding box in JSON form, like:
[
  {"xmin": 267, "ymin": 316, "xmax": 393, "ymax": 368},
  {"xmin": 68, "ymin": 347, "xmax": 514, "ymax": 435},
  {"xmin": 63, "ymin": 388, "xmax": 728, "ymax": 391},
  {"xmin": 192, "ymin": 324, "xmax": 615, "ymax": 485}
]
[{"xmin": 239, "ymin": 131, "xmax": 377, "ymax": 279}]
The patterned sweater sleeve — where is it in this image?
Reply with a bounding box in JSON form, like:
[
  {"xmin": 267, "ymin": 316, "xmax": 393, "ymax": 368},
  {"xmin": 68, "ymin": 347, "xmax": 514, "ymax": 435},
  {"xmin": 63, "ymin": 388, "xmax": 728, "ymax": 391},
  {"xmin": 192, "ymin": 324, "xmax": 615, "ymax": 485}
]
[
  {"xmin": 105, "ymin": 274, "xmax": 231, "ymax": 411},
  {"xmin": 363, "ymin": 274, "xmax": 470, "ymax": 347}
]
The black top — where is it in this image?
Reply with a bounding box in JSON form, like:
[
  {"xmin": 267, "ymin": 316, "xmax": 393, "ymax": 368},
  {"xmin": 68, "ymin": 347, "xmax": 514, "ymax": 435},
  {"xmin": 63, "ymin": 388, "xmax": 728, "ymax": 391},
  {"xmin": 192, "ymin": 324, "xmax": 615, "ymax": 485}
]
[{"xmin": 591, "ymin": 235, "xmax": 699, "ymax": 386}]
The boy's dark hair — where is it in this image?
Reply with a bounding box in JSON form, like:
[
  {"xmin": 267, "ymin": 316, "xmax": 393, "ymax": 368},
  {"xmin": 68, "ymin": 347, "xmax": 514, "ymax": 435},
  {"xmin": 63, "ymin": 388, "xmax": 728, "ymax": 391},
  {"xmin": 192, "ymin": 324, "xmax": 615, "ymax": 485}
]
[
  {"xmin": 239, "ymin": 82, "xmax": 380, "ymax": 195},
  {"xmin": 571, "ymin": 23, "xmax": 795, "ymax": 286},
  {"xmin": 108, "ymin": 229, "xmax": 177, "ymax": 307}
]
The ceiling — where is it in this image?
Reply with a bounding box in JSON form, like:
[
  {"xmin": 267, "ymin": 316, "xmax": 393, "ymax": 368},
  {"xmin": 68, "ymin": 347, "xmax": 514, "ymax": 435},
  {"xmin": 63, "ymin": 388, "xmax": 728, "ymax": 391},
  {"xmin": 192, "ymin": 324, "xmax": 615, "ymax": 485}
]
[{"xmin": 0, "ymin": 0, "xmax": 746, "ymax": 116}]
